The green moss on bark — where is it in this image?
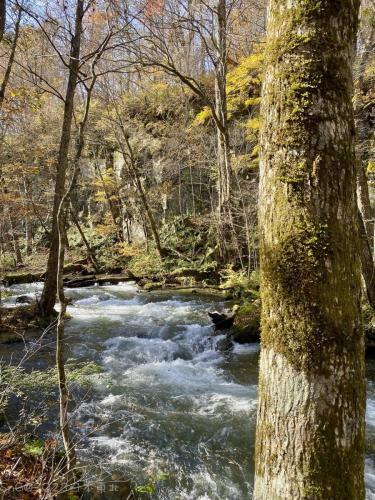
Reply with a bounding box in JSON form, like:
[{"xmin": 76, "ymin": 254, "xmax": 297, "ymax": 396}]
[{"xmin": 254, "ymin": 0, "xmax": 364, "ymax": 497}]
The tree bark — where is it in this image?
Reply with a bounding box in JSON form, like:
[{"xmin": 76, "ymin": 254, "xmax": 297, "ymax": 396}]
[
  {"xmin": 214, "ymin": 0, "xmax": 232, "ymax": 214},
  {"xmin": 24, "ymin": 179, "xmax": 32, "ymax": 256},
  {"xmin": 254, "ymin": 0, "xmax": 365, "ymax": 498},
  {"xmin": 56, "ymin": 173, "xmax": 77, "ymax": 478},
  {"xmin": 359, "ymin": 208, "xmax": 375, "ymax": 309},
  {"xmin": 0, "ymin": 5, "xmax": 21, "ymax": 109},
  {"xmin": 8, "ymin": 214, "xmax": 22, "ymax": 265},
  {"xmin": 355, "ymin": 2, "xmax": 375, "ymax": 306},
  {"xmin": 0, "ymin": 0, "xmax": 5, "ymax": 44},
  {"xmin": 39, "ymin": 0, "xmax": 84, "ymax": 316}
]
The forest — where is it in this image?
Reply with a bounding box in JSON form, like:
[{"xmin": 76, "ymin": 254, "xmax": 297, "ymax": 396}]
[{"xmin": 0, "ymin": 0, "xmax": 374, "ymax": 498}]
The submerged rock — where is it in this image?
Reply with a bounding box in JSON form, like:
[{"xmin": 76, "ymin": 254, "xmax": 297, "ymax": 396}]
[
  {"xmin": 216, "ymin": 336, "xmax": 234, "ymax": 352},
  {"xmin": 15, "ymin": 295, "xmax": 33, "ymax": 304}
]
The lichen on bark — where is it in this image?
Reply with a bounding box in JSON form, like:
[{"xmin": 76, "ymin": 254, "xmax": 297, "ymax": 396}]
[{"xmin": 254, "ymin": 0, "xmax": 365, "ymax": 498}]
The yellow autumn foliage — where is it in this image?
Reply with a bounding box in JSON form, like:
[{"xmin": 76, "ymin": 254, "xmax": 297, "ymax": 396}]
[{"xmin": 192, "ymin": 106, "xmax": 212, "ymax": 126}]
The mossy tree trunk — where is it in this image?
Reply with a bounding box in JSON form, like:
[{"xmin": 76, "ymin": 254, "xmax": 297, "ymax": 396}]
[{"xmin": 254, "ymin": 0, "xmax": 365, "ymax": 498}]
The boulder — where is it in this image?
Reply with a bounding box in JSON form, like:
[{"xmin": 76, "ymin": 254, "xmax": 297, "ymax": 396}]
[
  {"xmin": 231, "ymin": 301, "xmax": 260, "ymax": 343},
  {"xmin": 214, "ymin": 301, "xmax": 260, "ymax": 352}
]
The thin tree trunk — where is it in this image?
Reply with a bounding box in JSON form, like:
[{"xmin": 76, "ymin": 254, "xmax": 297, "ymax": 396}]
[
  {"xmin": 24, "ymin": 218, "xmax": 32, "ymax": 256},
  {"xmin": 214, "ymin": 0, "xmax": 231, "ymax": 213},
  {"xmin": 122, "ymin": 145, "xmax": 165, "ymax": 258},
  {"xmin": 0, "ymin": 5, "xmax": 21, "ymax": 108},
  {"xmin": 188, "ymin": 161, "xmax": 196, "ymax": 216},
  {"xmin": 178, "ymin": 162, "xmax": 183, "ymax": 216},
  {"xmin": 254, "ymin": 0, "xmax": 364, "ymax": 498},
  {"xmin": 359, "ymin": 208, "xmax": 375, "ymax": 308},
  {"xmin": 355, "ymin": 4, "xmax": 375, "ymax": 305},
  {"xmin": 111, "ymin": 114, "xmax": 165, "ymax": 258},
  {"xmin": 56, "ymin": 185, "xmax": 76, "ymax": 478},
  {"xmin": 357, "ymin": 159, "xmax": 373, "ymax": 250},
  {"xmin": 214, "ymin": 0, "xmax": 245, "ymax": 265},
  {"xmin": 39, "ymin": 0, "xmax": 84, "ymax": 317},
  {"xmin": 8, "ymin": 214, "xmax": 22, "ymax": 265},
  {"xmin": 94, "ymin": 156, "xmax": 122, "ymax": 240},
  {"xmin": 70, "ymin": 204, "xmax": 100, "ymax": 273},
  {"xmin": 0, "ymin": 0, "xmax": 5, "ymax": 43},
  {"xmin": 23, "ymin": 179, "xmax": 32, "ymax": 256}
]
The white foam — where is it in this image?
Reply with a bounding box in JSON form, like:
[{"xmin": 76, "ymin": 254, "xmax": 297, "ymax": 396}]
[
  {"xmin": 233, "ymin": 342, "xmax": 260, "ymax": 354},
  {"xmin": 103, "ymin": 336, "xmax": 181, "ymax": 368},
  {"xmin": 193, "ymin": 392, "xmax": 256, "ymax": 417},
  {"xmin": 100, "ymin": 394, "xmax": 122, "ymax": 406},
  {"xmin": 366, "ymin": 458, "xmax": 375, "ymax": 498},
  {"xmin": 367, "ymin": 400, "xmax": 375, "ymax": 428},
  {"xmin": 1, "ymin": 281, "xmax": 44, "ymax": 307}
]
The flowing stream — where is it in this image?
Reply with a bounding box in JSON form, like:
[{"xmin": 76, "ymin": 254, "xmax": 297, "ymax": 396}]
[{"xmin": 3, "ymin": 281, "xmax": 375, "ymax": 499}]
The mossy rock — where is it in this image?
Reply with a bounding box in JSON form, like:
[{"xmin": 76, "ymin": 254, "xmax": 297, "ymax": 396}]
[
  {"xmin": 142, "ymin": 281, "xmax": 164, "ymax": 291},
  {"xmin": 0, "ymin": 331, "xmax": 24, "ymax": 343},
  {"xmin": 361, "ymin": 303, "xmax": 375, "ymax": 357},
  {"xmin": 63, "ymin": 275, "xmax": 96, "ymax": 288},
  {"xmin": 2, "ymin": 271, "xmax": 44, "ymax": 286},
  {"xmin": 0, "ymin": 304, "xmax": 54, "ymax": 340},
  {"xmin": 231, "ymin": 300, "xmax": 261, "ymax": 343},
  {"xmin": 63, "ymin": 262, "xmax": 88, "ymax": 274}
]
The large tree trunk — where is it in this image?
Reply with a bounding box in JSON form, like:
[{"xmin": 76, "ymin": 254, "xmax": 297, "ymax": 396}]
[
  {"xmin": 39, "ymin": 0, "xmax": 84, "ymax": 317},
  {"xmin": 254, "ymin": 0, "xmax": 365, "ymax": 498}
]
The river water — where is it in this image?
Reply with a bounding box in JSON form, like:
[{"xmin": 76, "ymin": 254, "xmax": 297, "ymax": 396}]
[{"xmin": 3, "ymin": 281, "xmax": 375, "ymax": 499}]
